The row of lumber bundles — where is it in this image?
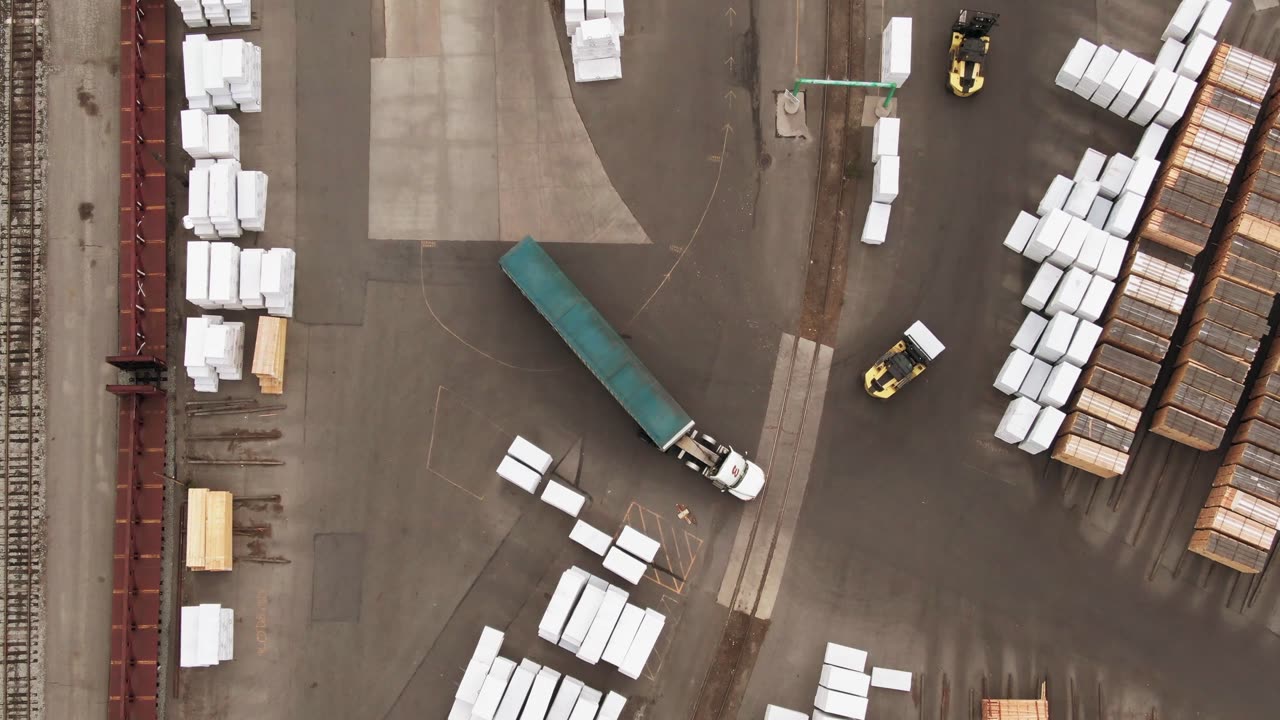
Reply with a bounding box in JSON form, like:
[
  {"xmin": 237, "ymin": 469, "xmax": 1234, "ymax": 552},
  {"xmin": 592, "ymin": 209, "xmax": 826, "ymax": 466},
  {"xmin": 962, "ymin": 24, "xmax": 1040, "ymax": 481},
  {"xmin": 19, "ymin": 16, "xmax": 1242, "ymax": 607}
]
[
  {"xmin": 766, "ymin": 641, "xmax": 912, "ymax": 719},
  {"xmin": 1138, "ymin": 46, "xmax": 1277, "ymax": 257},
  {"xmin": 186, "ymin": 242, "xmax": 293, "ymax": 316},
  {"xmin": 537, "ymin": 567, "xmax": 664, "ymax": 680},
  {"xmin": 185, "ymin": 489, "xmax": 233, "ymax": 571},
  {"xmin": 450, "ymin": 626, "xmax": 627, "ymax": 720},
  {"xmin": 174, "ymin": 0, "xmax": 251, "ymax": 28},
  {"xmin": 860, "ymin": 117, "xmax": 902, "ymax": 246},
  {"xmin": 1188, "ymin": 333, "xmax": 1280, "ymax": 573},
  {"xmin": 184, "ymin": 159, "xmax": 269, "ymax": 239},
  {"xmin": 183, "ymin": 36, "xmax": 262, "ymax": 113}
]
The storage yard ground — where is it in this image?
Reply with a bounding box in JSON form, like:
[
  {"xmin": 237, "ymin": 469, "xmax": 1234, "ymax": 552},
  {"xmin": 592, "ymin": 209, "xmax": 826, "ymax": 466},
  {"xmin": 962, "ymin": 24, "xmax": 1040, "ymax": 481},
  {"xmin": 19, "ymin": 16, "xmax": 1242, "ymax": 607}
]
[{"xmin": 37, "ymin": 0, "xmax": 1280, "ymax": 719}]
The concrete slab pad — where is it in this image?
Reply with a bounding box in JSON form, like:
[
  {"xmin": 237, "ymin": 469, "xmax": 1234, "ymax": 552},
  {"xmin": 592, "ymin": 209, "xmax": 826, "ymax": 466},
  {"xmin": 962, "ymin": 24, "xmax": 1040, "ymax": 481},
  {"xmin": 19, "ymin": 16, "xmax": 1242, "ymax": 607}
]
[
  {"xmin": 311, "ymin": 533, "xmax": 367, "ymax": 621},
  {"xmin": 497, "ymin": 96, "xmax": 539, "ymax": 143},
  {"xmin": 384, "ymin": 0, "xmax": 443, "ymax": 58},
  {"xmin": 441, "ymin": 0, "xmax": 495, "ymax": 56}
]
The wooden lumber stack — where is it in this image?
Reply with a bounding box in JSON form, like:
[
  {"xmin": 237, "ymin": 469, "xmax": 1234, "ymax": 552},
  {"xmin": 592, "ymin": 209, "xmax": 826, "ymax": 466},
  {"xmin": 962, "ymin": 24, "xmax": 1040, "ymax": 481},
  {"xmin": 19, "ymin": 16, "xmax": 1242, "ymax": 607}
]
[
  {"xmin": 981, "ymin": 682, "xmax": 1049, "ymax": 720},
  {"xmin": 1190, "ymin": 332, "xmax": 1280, "ymax": 574},
  {"xmin": 251, "ymin": 316, "xmax": 287, "ymax": 394},
  {"xmin": 1148, "ymin": 51, "xmax": 1280, "ymax": 451},
  {"xmin": 185, "ymin": 488, "xmax": 233, "ymax": 571}
]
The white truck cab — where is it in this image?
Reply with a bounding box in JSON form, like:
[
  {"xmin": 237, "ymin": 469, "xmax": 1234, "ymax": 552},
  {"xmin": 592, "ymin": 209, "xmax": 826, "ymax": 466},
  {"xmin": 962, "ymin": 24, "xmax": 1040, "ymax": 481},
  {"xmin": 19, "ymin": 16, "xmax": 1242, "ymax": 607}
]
[{"xmin": 674, "ymin": 430, "xmax": 765, "ymax": 501}]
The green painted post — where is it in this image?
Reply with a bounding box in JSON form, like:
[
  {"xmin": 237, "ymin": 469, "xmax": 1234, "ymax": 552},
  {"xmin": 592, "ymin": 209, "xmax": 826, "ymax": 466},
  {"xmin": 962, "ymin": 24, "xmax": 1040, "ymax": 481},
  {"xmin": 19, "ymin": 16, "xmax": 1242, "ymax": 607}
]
[{"xmin": 790, "ymin": 78, "xmax": 898, "ymax": 109}]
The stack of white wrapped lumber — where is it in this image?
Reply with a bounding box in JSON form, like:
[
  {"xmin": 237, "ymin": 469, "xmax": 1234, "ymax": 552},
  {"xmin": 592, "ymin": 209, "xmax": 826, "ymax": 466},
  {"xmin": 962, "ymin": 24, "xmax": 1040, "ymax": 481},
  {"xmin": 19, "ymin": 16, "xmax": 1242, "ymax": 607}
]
[
  {"xmin": 184, "ymin": 315, "xmax": 245, "ymax": 392},
  {"xmin": 571, "ymin": 18, "xmax": 622, "ymax": 83},
  {"xmin": 183, "ymin": 35, "xmax": 262, "ymax": 113},
  {"xmin": 538, "ymin": 566, "xmax": 666, "ymax": 679},
  {"xmin": 449, "ymin": 625, "xmax": 628, "ymax": 720},
  {"xmin": 179, "ymin": 604, "xmax": 234, "ymax": 668}
]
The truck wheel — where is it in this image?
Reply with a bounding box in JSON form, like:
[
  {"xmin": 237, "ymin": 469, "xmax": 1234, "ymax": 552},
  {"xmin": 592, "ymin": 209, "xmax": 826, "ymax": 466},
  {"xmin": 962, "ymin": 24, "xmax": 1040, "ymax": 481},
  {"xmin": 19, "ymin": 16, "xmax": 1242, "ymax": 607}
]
[
  {"xmin": 699, "ymin": 434, "xmax": 717, "ymax": 447},
  {"xmin": 684, "ymin": 461, "xmax": 701, "ymax": 473}
]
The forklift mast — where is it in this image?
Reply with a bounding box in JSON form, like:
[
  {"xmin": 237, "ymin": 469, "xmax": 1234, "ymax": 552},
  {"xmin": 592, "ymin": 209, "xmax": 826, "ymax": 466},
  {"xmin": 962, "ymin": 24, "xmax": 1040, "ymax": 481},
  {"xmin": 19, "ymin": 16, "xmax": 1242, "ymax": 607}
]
[{"xmin": 953, "ymin": 10, "xmax": 999, "ymax": 37}]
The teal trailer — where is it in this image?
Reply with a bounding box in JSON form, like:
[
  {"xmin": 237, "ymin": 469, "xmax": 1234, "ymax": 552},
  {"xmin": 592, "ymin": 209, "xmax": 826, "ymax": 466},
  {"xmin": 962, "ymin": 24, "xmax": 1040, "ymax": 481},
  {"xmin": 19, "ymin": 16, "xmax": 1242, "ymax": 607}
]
[
  {"xmin": 499, "ymin": 237, "xmax": 694, "ymax": 450},
  {"xmin": 499, "ymin": 237, "xmax": 765, "ymax": 500}
]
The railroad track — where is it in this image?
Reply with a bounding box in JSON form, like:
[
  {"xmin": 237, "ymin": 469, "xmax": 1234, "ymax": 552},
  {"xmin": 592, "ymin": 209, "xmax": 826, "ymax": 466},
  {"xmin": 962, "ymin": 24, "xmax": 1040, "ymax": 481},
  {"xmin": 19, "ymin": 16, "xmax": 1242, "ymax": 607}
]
[{"xmin": 0, "ymin": 0, "xmax": 46, "ymax": 718}]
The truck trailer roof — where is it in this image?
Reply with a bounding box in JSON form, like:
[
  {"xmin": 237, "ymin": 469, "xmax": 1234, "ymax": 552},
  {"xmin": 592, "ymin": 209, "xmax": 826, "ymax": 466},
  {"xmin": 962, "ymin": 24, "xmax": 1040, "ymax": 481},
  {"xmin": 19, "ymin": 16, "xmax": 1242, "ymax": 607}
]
[{"xmin": 499, "ymin": 237, "xmax": 695, "ymax": 450}]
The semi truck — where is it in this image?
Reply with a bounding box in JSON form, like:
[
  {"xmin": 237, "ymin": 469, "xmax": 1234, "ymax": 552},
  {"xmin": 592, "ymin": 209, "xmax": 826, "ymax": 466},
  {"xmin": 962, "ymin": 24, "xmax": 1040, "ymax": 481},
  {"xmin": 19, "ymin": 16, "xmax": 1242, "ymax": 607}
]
[{"xmin": 499, "ymin": 237, "xmax": 765, "ymax": 501}]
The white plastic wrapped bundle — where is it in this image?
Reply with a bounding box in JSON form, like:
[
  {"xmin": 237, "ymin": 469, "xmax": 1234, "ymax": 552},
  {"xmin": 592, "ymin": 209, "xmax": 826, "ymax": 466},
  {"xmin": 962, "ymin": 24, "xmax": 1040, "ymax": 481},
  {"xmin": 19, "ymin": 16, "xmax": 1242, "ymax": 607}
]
[
  {"xmin": 872, "ymin": 117, "xmax": 900, "ymax": 163},
  {"xmin": 1048, "ymin": 217, "xmax": 1090, "ymax": 268},
  {"xmin": 1104, "ymin": 191, "xmax": 1143, "ymax": 237},
  {"xmin": 1163, "ymin": 0, "xmax": 1207, "ymax": 41},
  {"xmin": 1122, "ymin": 157, "xmax": 1160, "ymax": 197},
  {"xmin": 881, "ymin": 17, "xmax": 912, "ymax": 86},
  {"xmin": 995, "ymin": 396, "xmax": 1041, "ymax": 444},
  {"xmin": 1003, "ymin": 211, "xmax": 1038, "ymax": 253},
  {"xmin": 1076, "ymin": 274, "xmax": 1115, "ymax": 322},
  {"xmin": 238, "ymin": 248, "xmax": 266, "ymax": 309},
  {"xmin": 175, "ymin": 0, "xmax": 209, "ymax": 27},
  {"xmin": 1109, "ymin": 58, "xmax": 1154, "ymax": 118},
  {"xmin": 1037, "ymin": 175, "xmax": 1074, "ymax": 216},
  {"xmin": 1034, "ymin": 312, "xmax": 1079, "ymax": 363},
  {"xmin": 181, "ymin": 109, "xmax": 212, "ymax": 158},
  {"xmin": 1085, "ymin": 197, "xmax": 1112, "ymax": 231},
  {"xmin": 261, "ymin": 248, "xmax": 296, "ymax": 318},
  {"xmin": 1075, "ymin": 45, "xmax": 1118, "ymax": 99},
  {"xmin": 1073, "ymin": 227, "xmax": 1108, "ymax": 272},
  {"xmin": 574, "ymin": 57, "xmax": 622, "ymax": 83},
  {"xmin": 208, "ymin": 160, "xmax": 242, "ymax": 238},
  {"xmin": 207, "ymin": 242, "xmax": 242, "ymax": 310},
  {"xmin": 183, "ymin": 35, "xmax": 213, "ymax": 111},
  {"xmin": 1024, "ymin": 209, "xmax": 1069, "ymax": 263},
  {"xmin": 995, "ymin": 349, "xmax": 1035, "ymax": 395},
  {"xmin": 1155, "ymin": 75, "xmax": 1196, "ymax": 126},
  {"xmin": 207, "ymin": 114, "xmax": 240, "ymax": 160},
  {"xmin": 860, "ymin": 202, "xmax": 891, "ymax": 245},
  {"xmin": 1129, "ymin": 68, "xmax": 1177, "ymax": 126},
  {"xmin": 1046, "ymin": 266, "xmax": 1091, "ymax": 314},
  {"xmin": 1098, "ymin": 154, "xmax": 1134, "ymax": 200},
  {"xmin": 1056, "ymin": 38, "xmax": 1097, "ymax": 90},
  {"xmin": 1022, "ymin": 262, "xmax": 1064, "ymax": 311},
  {"xmin": 223, "ymin": 0, "xmax": 251, "ymax": 25},
  {"xmin": 1011, "ymin": 312, "xmax": 1048, "ymax": 353},
  {"xmin": 1063, "ymin": 181, "xmax": 1100, "ymax": 219},
  {"xmin": 1155, "ymin": 38, "xmax": 1185, "ymax": 71},
  {"xmin": 236, "ymin": 170, "xmax": 268, "ymax": 232},
  {"xmin": 1074, "ymin": 148, "xmax": 1106, "ymax": 182},
  {"xmin": 872, "ymin": 156, "xmax": 899, "ymax": 203},
  {"xmin": 1019, "ymin": 406, "xmax": 1067, "ymax": 453},
  {"xmin": 1092, "ymin": 50, "xmax": 1138, "ymax": 108},
  {"xmin": 1063, "ymin": 320, "xmax": 1102, "ymax": 366}
]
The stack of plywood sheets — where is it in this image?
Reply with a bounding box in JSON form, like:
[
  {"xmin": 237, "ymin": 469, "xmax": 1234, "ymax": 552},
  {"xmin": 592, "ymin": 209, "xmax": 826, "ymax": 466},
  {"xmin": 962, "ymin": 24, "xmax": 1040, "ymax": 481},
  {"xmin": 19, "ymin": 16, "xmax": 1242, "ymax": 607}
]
[
  {"xmin": 251, "ymin": 316, "xmax": 287, "ymax": 394},
  {"xmin": 186, "ymin": 488, "xmax": 233, "ymax": 571}
]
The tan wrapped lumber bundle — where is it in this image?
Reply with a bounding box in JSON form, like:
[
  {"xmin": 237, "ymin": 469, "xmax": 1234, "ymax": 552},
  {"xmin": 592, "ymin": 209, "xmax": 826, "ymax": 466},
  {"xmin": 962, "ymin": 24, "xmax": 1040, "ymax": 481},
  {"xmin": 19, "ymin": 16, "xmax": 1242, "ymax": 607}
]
[
  {"xmin": 1093, "ymin": 343, "xmax": 1161, "ymax": 385},
  {"xmin": 251, "ymin": 316, "xmax": 287, "ymax": 394},
  {"xmin": 1185, "ymin": 319, "xmax": 1262, "ymax": 361},
  {"xmin": 1169, "ymin": 145, "xmax": 1235, "ymax": 184},
  {"xmin": 1167, "ymin": 362, "xmax": 1245, "ymax": 403},
  {"xmin": 1176, "ymin": 122, "xmax": 1246, "ymax": 164},
  {"xmin": 1225, "ymin": 442, "xmax": 1280, "ymax": 479},
  {"xmin": 1207, "ymin": 485, "xmax": 1280, "ymax": 529},
  {"xmin": 1241, "ymin": 168, "xmax": 1280, "ymax": 203},
  {"xmin": 1186, "ymin": 102, "xmax": 1255, "ymax": 143},
  {"xmin": 1212, "ymin": 251, "xmax": 1280, "ymax": 294},
  {"xmin": 1101, "ymin": 319, "xmax": 1169, "ymax": 361},
  {"xmin": 1226, "ymin": 213, "xmax": 1280, "ymax": 253},
  {"xmin": 1215, "ymin": 464, "xmax": 1280, "ymax": 503},
  {"xmin": 1245, "ymin": 130, "xmax": 1280, "ymax": 176},
  {"xmin": 1205, "ymin": 44, "xmax": 1277, "ymax": 103},
  {"xmin": 1198, "ymin": 276, "xmax": 1274, "ymax": 317},
  {"xmin": 1053, "ymin": 434, "xmax": 1128, "ymax": 478},
  {"xmin": 1107, "ymin": 296, "xmax": 1179, "ymax": 337},
  {"xmin": 1195, "ymin": 505, "xmax": 1277, "ymax": 550},
  {"xmin": 1118, "ymin": 275, "xmax": 1189, "ymax": 316},
  {"xmin": 1252, "ymin": 373, "xmax": 1280, "ymax": 400},
  {"xmin": 1197, "ymin": 82, "xmax": 1262, "ymax": 123},
  {"xmin": 1154, "ymin": 166, "xmax": 1230, "ymax": 207},
  {"xmin": 1063, "ymin": 411, "xmax": 1135, "ymax": 453},
  {"xmin": 1077, "ymin": 389, "xmax": 1143, "ymax": 432},
  {"xmin": 1220, "ymin": 233, "xmax": 1280, "ymax": 271},
  {"xmin": 1160, "ymin": 381, "xmax": 1235, "ymax": 426},
  {"xmin": 1176, "ymin": 340, "xmax": 1251, "ymax": 382},
  {"xmin": 1191, "ymin": 298, "xmax": 1270, "ymax": 338},
  {"xmin": 1149, "ymin": 183, "xmax": 1221, "ymax": 227},
  {"xmin": 1080, "ymin": 366, "xmax": 1151, "ymax": 407},
  {"xmin": 1136, "ymin": 209, "xmax": 1214, "ymax": 255},
  {"xmin": 1188, "ymin": 529, "xmax": 1268, "ymax": 573},
  {"xmin": 1236, "ymin": 419, "xmax": 1280, "ymax": 454},
  {"xmin": 982, "ymin": 683, "xmax": 1049, "ymax": 720},
  {"xmin": 1233, "ymin": 193, "xmax": 1280, "ymax": 226},
  {"xmin": 186, "ymin": 489, "xmax": 233, "ymax": 571},
  {"xmin": 1150, "ymin": 405, "xmax": 1227, "ymax": 450},
  {"xmin": 1124, "ymin": 248, "xmax": 1196, "ymax": 292},
  {"xmin": 1243, "ymin": 394, "xmax": 1280, "ymax": 426}
]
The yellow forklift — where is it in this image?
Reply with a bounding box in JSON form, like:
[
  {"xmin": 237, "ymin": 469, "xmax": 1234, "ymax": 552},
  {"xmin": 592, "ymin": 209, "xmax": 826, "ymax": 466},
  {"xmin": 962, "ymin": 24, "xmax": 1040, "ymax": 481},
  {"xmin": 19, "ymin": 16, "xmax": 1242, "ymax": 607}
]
[{"xmin": 948, "ymin": 10, "xmax": 1000, "ymax": 97}]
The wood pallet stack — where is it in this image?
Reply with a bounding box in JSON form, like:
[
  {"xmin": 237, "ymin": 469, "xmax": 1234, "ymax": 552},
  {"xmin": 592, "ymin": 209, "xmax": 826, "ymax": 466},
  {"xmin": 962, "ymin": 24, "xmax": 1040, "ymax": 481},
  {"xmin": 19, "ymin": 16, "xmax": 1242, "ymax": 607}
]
[
  {"xmin": 1190, "ymin": 337, "xmax": 1280, "ymax": 573},
  {"xmin": 1053, "ymin": 44, "xmax": 1278, "ymax": 476},
  {"xmin": 982, "ymin": 682, "xmax": 1049, "ymax": 720},
  {"xmin": 186, "ymin": 488, "xmax": 233, "ymax": 571},
  {"xmin": 251, "ymin": 316, "xmax": 287, "ymax": 394}
]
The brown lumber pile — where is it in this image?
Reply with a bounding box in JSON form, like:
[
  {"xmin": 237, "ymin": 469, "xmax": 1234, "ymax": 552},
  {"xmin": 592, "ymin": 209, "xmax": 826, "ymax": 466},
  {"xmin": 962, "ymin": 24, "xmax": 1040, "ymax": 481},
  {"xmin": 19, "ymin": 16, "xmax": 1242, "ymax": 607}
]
[
  {"xmin": 982, "ymin": 682, "xmax": 1049, "ymax": 720},
  {"xmin": 186, "ymin": 488, "xmax": 233, "ymax": 572},
  {"xmin": 252, "ymin": 316, "xmax": 287, "ymax": 395}
]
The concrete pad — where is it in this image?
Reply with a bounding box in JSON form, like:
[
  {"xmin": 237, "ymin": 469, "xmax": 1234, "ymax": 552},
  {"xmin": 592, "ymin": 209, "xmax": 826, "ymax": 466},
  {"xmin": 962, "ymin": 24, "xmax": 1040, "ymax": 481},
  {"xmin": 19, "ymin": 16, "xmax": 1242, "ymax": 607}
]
[
  {"xmin": 384, "ymin": 0, "xmax": 443, "ymax": 58},
  {"xmin": 776, "ymin": 91, "xmax": 809, "ymax": 138},
  {"xmin": 441, "ymin": 0, "xmax": 495, "ymax": 56}
]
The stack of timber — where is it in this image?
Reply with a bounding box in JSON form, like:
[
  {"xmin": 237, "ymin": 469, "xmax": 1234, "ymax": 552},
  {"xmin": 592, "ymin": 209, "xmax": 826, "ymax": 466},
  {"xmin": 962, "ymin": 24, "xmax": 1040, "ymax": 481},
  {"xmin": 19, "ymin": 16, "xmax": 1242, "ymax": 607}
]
[
  {"xmin": 982, "ymin": 682, "xmax": 1049, "ymax": 720},
  {"xmin": 1190, "ymin": 336, "xmax": 1280, "ymax": 573},
  {"xmin": 1152, "ymin": 52, "xmax": 1280, "ymax": 450},
  {"xmin": 251, "ymin": 317, "xmax": 287, "ymax": 394},
  {"xmin": 185, "ymin": 489, "xmax": 233, "ymax": 571}
]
